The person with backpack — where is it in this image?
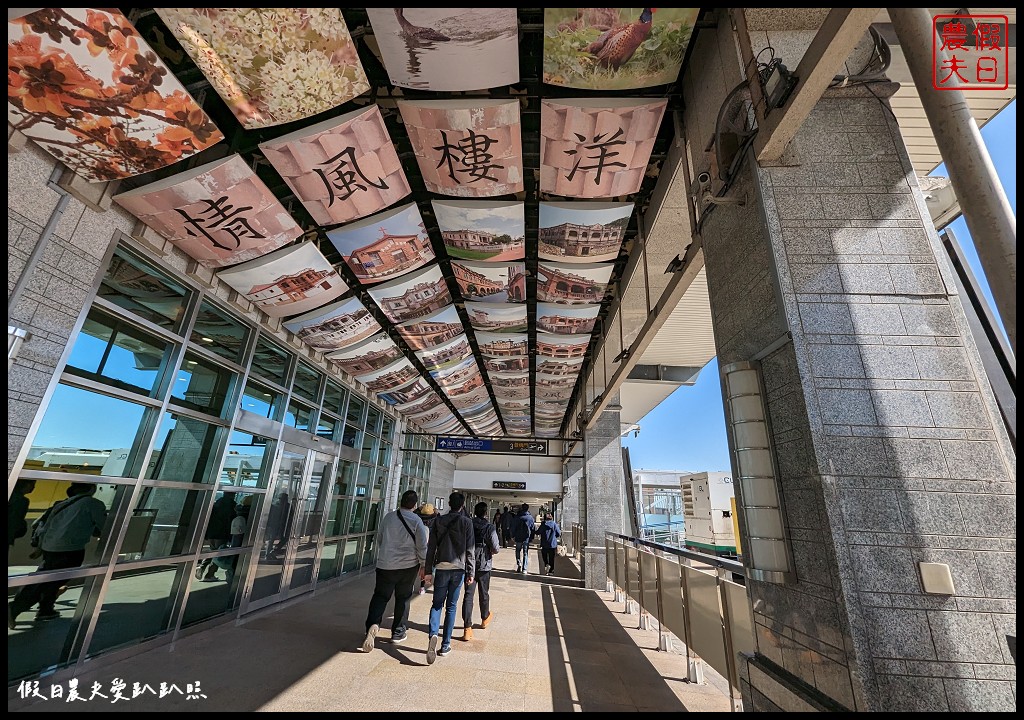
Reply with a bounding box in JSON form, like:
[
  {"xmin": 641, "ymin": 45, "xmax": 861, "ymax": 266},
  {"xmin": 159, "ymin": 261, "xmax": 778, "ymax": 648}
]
[
  {"xmin": 512, "ymin": 503, "xmax": 536, "ymax": 574},
  {"xmin": 461, "ymin": 501, "xmax": 500, "ymax": 641},
  {"xmin": 500, "ymin": 504, "xmax": 515, "ymax": 548},
  {"xmin": 360, "ymin": 490, "xmax": 429, "ymax": 652},
  {"xmin": 422, "ymin": 492, "xmax": 475, "ymax": 664},
  {"xmin": 538, "ymin": 512, "xmax": 562, "ymax": 576}
]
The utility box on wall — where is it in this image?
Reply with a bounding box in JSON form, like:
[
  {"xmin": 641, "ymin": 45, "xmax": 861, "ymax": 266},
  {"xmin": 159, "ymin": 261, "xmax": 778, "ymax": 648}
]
[{"xmin": 681, "ymin": 471, "xmax": 737, "ymax": 556}]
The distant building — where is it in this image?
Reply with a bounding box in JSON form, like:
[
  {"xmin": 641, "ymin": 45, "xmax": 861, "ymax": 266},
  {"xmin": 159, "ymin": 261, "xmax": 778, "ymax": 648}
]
[
  {"xmin": 478, "ymin": 337, "xmax": 525, "ymax": 356},
  {"xmin": 443, "ymin": 229, "xmax": 524, "ymax": 255},
  {"xmin": 380, "ymin": 278, "xmax": 450, "ymax": 321},
  {"xmin": 537, "ymin": 313, "xmax": 595, "ymax": 334},
  {"xmin": 346, "ymin": 229, "xmax": 432, "ymax": 280},
  {"xmin": 332, "ymin": 346, "xmax": 401, "ymax": 376},
  {"xmin": 298, "ymin": 307, "xmax": 377, "ymax": 349},
  {"xmin": 453, "ymin": 263, "xmax": 503, "ymax": 298},
  {"xmin": 398, "ymin": 320, "xmax": 461, "ymax": 350},
  {"xmin": 448, "ymin": 372, "xmax": 484, "ymax": 395},
  {"xmin": 536, "ymin": 265, "xmax": 603, "ymax": 304},
  {"xmin": 507, "ymin": 265, "xmax": 526, "ymax": 301},
  {"xmin": 538, "ymin": 220, "xmax": 623, "ymax": 259},
  {"xmin": 421, "ymin": 339, "xmax": 471, "ymax": 371},
  {"xmin": 484, "ymin": 356, "xmax": 529, "ymax": 372},
  {"xmin": 536, "ymin": 359, "xmax": 580, "ymax": 376},
  {"xmin": 365, "ymin": 364, "xmax": 419, "ymax": 393},
  {"xmin": 249, "ymin": 267, "xmax": 338, "ymax": 307},
  {"xmin": 537, "ymin": 339, "xmax": 587, "ymax": 359},
  {"xmin": 468, "ymin": 308, "xmax": 525, "ymax": 331}
]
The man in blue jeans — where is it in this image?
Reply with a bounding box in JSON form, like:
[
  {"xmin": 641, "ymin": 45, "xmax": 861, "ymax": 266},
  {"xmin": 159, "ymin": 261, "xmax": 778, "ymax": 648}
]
[
  {"xmin": 422, "ymin": 492, "xmax": 475, "ymax": 664},
  {"xmin": 512, "ymin": 503, "xmax": 536, "ymax": 574}
]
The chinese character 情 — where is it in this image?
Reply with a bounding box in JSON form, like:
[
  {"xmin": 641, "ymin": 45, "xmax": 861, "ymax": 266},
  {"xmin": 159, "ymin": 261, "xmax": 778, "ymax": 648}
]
[
  {"xmin": 433, "ymin": 129, "xmax": 504, "ymax": 185},
  {"xmin": 314, "ymin": 147, "xmax": 389, "ymax": 206},
  {"xmin": 564, "ymin": 128, "xmax": 628, "ymax": 186},
  {"xmin": 175, "ymin": 197, "xmax": 265, "ymax": 252}
]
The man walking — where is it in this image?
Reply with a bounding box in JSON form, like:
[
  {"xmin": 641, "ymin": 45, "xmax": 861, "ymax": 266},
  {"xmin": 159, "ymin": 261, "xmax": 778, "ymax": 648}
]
[
  {"xmin": 423, "ymin": 492, "xmax": 475, "ymax": 664},
  {"xmin": 461, "ymin": 502, "xmax": 500, "ymax": 641},
  {"xmin": 360, "ymin": 490, "xmax": 428, "ymax": 652},
  {"xmin": 512, "ymin": 503, "xmax": 536, "ymax": 574},
  {"xmin": 538, "ymin": 512, "xmax": 562, "ymax": 576},
  {"xmin": 501, "ymin": 504, "xmax": 515, "ymax": 549}
]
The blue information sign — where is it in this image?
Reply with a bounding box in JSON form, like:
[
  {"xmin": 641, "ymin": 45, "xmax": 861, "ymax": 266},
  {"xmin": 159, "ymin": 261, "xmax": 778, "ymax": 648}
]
[
  {"xmin": 435, "ymin": 437, "xmax": 491, "ymax": 452},
  {"xmin": 433, "ymin": 437, "xmax": 547, "ymax": 454}
]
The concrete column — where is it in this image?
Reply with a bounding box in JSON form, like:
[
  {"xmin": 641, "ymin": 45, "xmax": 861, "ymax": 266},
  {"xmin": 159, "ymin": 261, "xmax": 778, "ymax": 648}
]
[
  {"xmin": 581, "ymin": 394, "xmax": 625, "ymax": 589},
  {"xmin": 694, "ymin": 81, "xmax": 1016, "ymax": 711}
]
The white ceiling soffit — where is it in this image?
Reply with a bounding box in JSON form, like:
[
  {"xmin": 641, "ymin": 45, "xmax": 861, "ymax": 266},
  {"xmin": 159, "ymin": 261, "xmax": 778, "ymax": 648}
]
[
  {"xmin": 873, "ymin": 9, "xmax": 1017, "ymax": 175},
  {"xmin": 637, "ymin": 266, "xmax": 716, "ymax": 367},
  {"xmin": 619, "ymin": 381, "xmax": 681, "ymax": 428}
]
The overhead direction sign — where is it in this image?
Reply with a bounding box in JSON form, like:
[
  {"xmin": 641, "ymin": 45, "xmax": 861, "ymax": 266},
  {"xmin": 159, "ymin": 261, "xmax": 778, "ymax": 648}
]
[
  {"xmin": 492, "ymin": 481, "xmax": 527, "ymax": 490},
  {"xmin": 434, "ymin": 437, "xmax": 548, "ymax": 454}
]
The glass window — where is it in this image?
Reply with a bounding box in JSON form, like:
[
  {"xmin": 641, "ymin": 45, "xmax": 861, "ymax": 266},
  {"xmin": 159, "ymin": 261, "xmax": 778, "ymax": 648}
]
[
  {"xmin": 381, "ymin": 417, "xmax": 394, "ymax": 443},
  {"xmin": 346, "ymin": 395, "xmax": 365, "ymax": 425},
  {"xmin": 145, "ymin": 412, "xmax": 226, "ymax": 484},
  {"xmin": 377, "ymin": 440, "xmax": 391, "ymax": 468},
  {"xmin": 342, "ymin": 423, "xmax": 361, "ymax": 449},
  {"xmin": 366, "ymin": 406, "xmax": 382, "ymax": 436},
  {"xmin": 220, "ymin": 432, "xmax": 272, "ymax": 488},
  {"xmin": 317, "ymin": 539, "xmax": 342, "ymax": 582},
  {"xmin": 336, "ymin": 460, "xmax": 356, "ymax": 496},
  {"xmin": 362, "ymin": 532, "xmax": 377, "ymax": 567},
  {"xmin": 239, "ymin": 380, "xmax": 281, "ymax": 420},
  {"xmin": 284, "ymin": 400, "xmax": 314, "ymax": 432},
  {"xmin": 355, "ymin": 465, "xmax": 371, "ymax": 498},
  {"xmin": 27, "ymin": 384, "xmax": 149, "ymax": 478},
  {"xmin": 181, "ymin": 551, "xmax": 247, "ymax": 628},
  {"xmin": 370, "ymin": 469, "xmax": 386, "ymax": 502},
  {"xmin": 326, "ymin": 498, "xmax": 350, "ymax": 537},
  {"xmin": 342, "ymin": 537, "xmax": 362, "ymax": 573},
  {"xmin": 197, "ymin": 491, "xmax": 262, "ymax": 549},
  {"xmin": 117, "ymin": 487, "xmax": 211, "ymax": 562},
  {"xmin": 191, "ymin": 300, "xmax": 249, "ymax": 364},
  {"xmin": 250, "ymin": 334, "xmax": 290, "ymax": 386},
  {"xmin": 292, "ymin": 361, "xmax": 322, "ymax": 404},
  {"xmin": 367, "ymin": 501, "xmax": 382, "ymax": 533},
  {"xmin": 66, "ymin": 308, "xmax": 171, "ymax": 396},
  {"xmin": 8, "ymin": 479, "xmax": 129, "ymax": 577},
  {"xmin": 170, "ymin": 352, "xmax": 234, "ymax": 416},
  {"xmin": 316, "ymin": 413, "xmax": 337, "ymax": 441},
  {"xmin": 360, "ymin": 433, "xmax": 377, "ymax": 464},
  {"xmin": 323, "ymin": 380, "xmax": 346, "ymax": 416},
  {"xmin": 7, "ymin": 575, "xmax": 100, "ymax": 683},
  {"xmin": 348, "ymin": 499, "xmax": 367, "ymax": 534},
  {"xmin": 97, "ymin": 249, "xmax": 190, "ymax": 332},
  {"xmin": 87, "ymin": 564, "xmax": 183, "ymax": 657}
]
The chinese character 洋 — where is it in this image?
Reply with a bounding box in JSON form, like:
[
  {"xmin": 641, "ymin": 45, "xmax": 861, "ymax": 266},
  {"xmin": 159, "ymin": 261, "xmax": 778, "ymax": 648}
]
[{"xmin": 564, "ymin": 128, "xmax": 627, "ymax": 186}]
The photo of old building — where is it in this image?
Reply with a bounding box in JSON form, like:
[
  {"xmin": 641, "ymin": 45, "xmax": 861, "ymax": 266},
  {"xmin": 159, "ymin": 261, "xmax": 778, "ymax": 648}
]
[
  {"xmin": 537, "ymin": 334, "xmax": 590, "ymax": 359},
  {"xmin": 369, "ymin": 263, "xmax": 452, "ymax": 323},
  {"xmin": 492, "ymin": 373, "xmax": 530, "ymax": 388},
  {"xmin": 416, "ymin": 335, "xmax": 472, "ymax": 372},
  {"xmin": 328, "ymin": 203, "xmax": 435, "ymax": 284},
  {"xmin": 433, "ymin": 356, "xmax": 481, "ymax": 388},
  {"xmin": 536, "ymin": 359, "xmax": 584, "ymax": 376},
  {"xmin": 448, "ymin": 385, "xmax": 491, "ymax": 410},
  {"xmin": 395, "ymin": 391, "xmax": 443, "ymax": 417},
  {"xmin": 465, "ymin": 301, "xmax": 528, "ymax": 333},
  {"xmin": 451, "ymin": 261, "xmax": 526, "ymax": 303},
  {"xmin": 358, "ymin": 358, "xmax": 420, "ymax": 393},
  {"xmin": 535, "ymin": 262, "xmax": 613, "ymax": 305},
  {"xmin": 538, "ymin": 202, "xmax": 632, "ymax": 263},
  {"xmin": 433, "ymin": 199, "xmax": 526, "ymax": 261},
  {"xmin": 286, "ymin": 296, "xmax": 382, "ymax": 352},
  {"xmin": 445, "ymin": 371, "xmax": 485, "ymax": 396},
  {"xmin": 377, "ymin": 376, "xmax": 431, "ymax": 406},
  {"xmin": 476, "ymin": 332, "xmax": 528, "ymax": 357},
  {"xmin": 536, "ymin": 302, "xmax": 600, "ymax": 335},
  {"xmin": 327, "ymin": 333, "xmax": 402, "ymax": 376},
  {"xmin": 395, "ymin": 305, "xmax": 462, "ymax": 351},
  {"xmin": 493, "ymin": 385, "xmax": 530, "ymax": 401},
  {"xmin": 484, "ymin": 356, "xmax": 530, "ymax": 373}
]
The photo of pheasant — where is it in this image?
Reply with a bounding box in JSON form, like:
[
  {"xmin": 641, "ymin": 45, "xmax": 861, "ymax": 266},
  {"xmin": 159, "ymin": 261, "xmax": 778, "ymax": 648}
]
[{"xmin": 543, "ymin": 7, "xmax": 699, "ymax": 90}]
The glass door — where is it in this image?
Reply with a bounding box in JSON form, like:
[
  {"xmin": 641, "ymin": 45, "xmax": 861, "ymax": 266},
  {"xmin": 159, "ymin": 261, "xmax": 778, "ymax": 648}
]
[
  {"xmin": 286, "ymin": 452, "xmax": 333, "ymax": 596},
  {"xmin": 245, "ymin": 443, "xmax": 306, "ymax": 611}
]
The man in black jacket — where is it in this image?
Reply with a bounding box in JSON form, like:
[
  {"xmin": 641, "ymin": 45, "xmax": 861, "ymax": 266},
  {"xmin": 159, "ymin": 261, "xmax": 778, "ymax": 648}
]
[
  {"xmin": 461, "ymin": 502, "xmax": 500, "ymax": 641},
  {"xmin": 422, "ymin": 492, "xmax": 475, "ymax": 664}
]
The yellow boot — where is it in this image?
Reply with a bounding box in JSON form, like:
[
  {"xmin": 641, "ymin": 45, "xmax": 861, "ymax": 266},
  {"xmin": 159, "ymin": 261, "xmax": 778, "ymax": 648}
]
[{"xmin": 461, "ymin": 626, "xmax": 473, "ymax": 642}]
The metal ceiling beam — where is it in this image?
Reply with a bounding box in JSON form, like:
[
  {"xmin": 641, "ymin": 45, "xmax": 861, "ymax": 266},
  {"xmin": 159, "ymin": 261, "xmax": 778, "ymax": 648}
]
[
  {"xmin": 626, "ymin": 365, "xmax": 703, "ymax": 383},
  {"xmin": 753, "ymin": 8, "xmax": 881, "ymax": 163}
]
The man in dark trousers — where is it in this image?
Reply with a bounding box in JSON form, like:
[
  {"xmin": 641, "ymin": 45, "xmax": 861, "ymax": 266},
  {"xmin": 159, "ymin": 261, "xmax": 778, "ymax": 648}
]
[
  {"xmin": 512, "ymin": 503, "xmax": 536, "ymax": 574},
  {"xmin": 500, "ymin": 504, "xmax": 515, "ymax": 549},
  {"xmin": 538, "ymin": 512, "xmax": 562, "ymax": 576},
  {"xmin": 461, "ymin": 501, "xmax": 500, "ymax": 641},
  {"xmin": 360, "ymin": 489, "xmax": 428, "ymax": 652},
  {"xmin": 423, "ymin": 492, "xmax": 475, "ymax": 664}
]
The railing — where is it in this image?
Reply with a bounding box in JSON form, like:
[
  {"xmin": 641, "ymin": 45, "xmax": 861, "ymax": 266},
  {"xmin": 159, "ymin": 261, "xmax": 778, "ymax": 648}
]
[
  {"xmin": 604, "ymin": 532, "xmax": 755, "ymax": 712},
  {"xmin": 568, "ymin": 523, "xmax": 585, "ymax": 556}
]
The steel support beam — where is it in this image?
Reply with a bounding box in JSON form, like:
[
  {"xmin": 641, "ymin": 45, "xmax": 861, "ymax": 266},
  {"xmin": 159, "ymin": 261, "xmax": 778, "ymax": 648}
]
[
  {"xmin": 888, "ymin": 7, "xmax": 1017, "ymax": 354},
  {"xmin": 626, "ymin": 364, "xmax": 703, "ymax": 383},
  {"xmin": 754, "ymin": 8, "xmax": 881, "ymax": 162}
]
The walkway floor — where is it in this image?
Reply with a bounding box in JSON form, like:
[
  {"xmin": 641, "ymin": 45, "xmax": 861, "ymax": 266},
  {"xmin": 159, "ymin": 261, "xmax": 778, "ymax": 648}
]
[{"xmin": 11, "ymin": 545, "xmax": 732, "ymax": 712}]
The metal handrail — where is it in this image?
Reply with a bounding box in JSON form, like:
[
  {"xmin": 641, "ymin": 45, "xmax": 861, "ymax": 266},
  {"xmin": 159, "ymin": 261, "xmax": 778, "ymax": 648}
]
[{"xmin": 608, "ymin": 532, "xmax": 746, "ymax": 575}]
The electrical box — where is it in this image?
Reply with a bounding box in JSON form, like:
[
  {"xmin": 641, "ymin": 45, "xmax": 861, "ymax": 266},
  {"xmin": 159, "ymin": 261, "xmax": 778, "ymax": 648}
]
[{"xmin": 681, "ymin": 471, "xmax": 737, "ymax": 556}]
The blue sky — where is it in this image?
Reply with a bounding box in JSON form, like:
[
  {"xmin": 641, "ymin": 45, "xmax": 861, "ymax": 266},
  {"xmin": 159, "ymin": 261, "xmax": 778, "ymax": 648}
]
[
  {"xmin": 624, "ymin": 100, "xmax": 1017, "ymax": 473},
  {"xmin": 432, "ymin": 200, "xmax": 525, "ymax": 237}
]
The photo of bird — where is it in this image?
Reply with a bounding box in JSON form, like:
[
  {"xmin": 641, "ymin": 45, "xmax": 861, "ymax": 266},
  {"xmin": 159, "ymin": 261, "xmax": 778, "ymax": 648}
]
[
  {"xmin": 393, "ymin": 8, "xmax": 450, "ymax": 42},
  {"xmin": 585, "ymin": 7, "xmax": 657, "ymax": 70}
]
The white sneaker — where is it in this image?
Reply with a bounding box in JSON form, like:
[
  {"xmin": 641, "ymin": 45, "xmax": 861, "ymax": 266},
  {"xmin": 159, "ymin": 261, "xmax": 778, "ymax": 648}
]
[{"xmin": 361, "ymin": 624, "xmax": 378, "ymax": 653}]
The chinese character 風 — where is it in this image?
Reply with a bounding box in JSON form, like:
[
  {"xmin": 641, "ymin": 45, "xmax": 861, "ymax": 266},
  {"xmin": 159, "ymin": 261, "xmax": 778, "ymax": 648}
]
[{"xmin": 314, "ymin": 147, "xmax": 388, "ymax": 206}]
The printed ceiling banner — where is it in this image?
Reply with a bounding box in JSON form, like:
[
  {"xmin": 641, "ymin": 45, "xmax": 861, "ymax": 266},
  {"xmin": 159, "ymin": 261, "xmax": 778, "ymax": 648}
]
[
  {"xmin": 155, "ymin": 8, "xmax": 369, "ymax": 129},
  {"xmin": 8, "ymin": 8, "xmax": 222, "ymax": 182},
  {"xmin": 396, "ymin": 305, "xmax": 464, "ymax": 352},
  {"xmin": 536, "ymin": 262, "xmax": 615, "ymax": 305},
  {"xmin": 415, "ymin": 334, "xmax": 473, "ymax": 373},
  {"xmin": 537, "ymin": 358, "xmax": 585, "ymax": 377},
  {"xmin": 367, "ymin": 263, "xmax": 452, "ymax": 324},
  {"xmin": 327, "ymin": 202, "xmax": 434, "ymax": 285},
  {"xmin": 432, "ymin": 200, "xmax": 525, "ymax": 261},
  {"xmin": 379, "ymin": 376, "xmax": 432, "ymax": 406},
  {"xmin": 537, "ymin": 303, "xmax": 601, "ymax": 335},
  {"xmin": 431, "ymin": 356, "xmax": 481, "ymax": 387},
  {"xmin": 399, "ymin": 99, "xmax": 523, "ymax": 197},
  {"xmin": 543, "ymin": 8, "xmax": 699, "ymax": 90},
  {"xmin": 448, "ymin": 385, "xmax": 492, "ymax": 411},
  {"xmin": 493, "ymin": 383, "xmax": 530, "ymax": 401},
  {"xmin": 284, "ymin": 295, "xmax": 381, "ymax": 353},
  {"xmin": 407, "ymin": 404, "xmax": 453, "ymax": 427},
  {"xmin": 451, "ymin": 261, "xmax": 526, "ymax": 303},
  {"xmin": 366, "ymin": 8, "xmax": 519, "ymax": 91},
  {"xmin": 475, "ymin": 332, "xmax": 528, "ymax": 358},
  {"xmin": 419, "ymin": 412, "xmax": 463, "ymax": 433},
  {"xmin": 113, "ymin": 155, "xmax": 301, "ymax": 269},
  {"xmin": 464, "ymin": 302, "xmax": 528, "ymax": 333},
  {"xmin": 395, "ymin": 392, "xmax": 443, "ymax": 418},
  {"xmin": 259, "ymin": 105, "xmax": 410, "ymax": 227},
  {"xmin": 356, "ymin": 357, "xmax": 419, "ymax": 394},
  {"xmin": 326, "ymin": 332, "xmax": 402, "ymax": 376},
  {"xmin": 484, "ymin": 356, "xmax": 529, "ymax": 373},
  {"xmin": 218, "ymin": 242, "xmax": 347, "ymax": 319},
  {"xmin": 538, "ymin": 201, "xmax": 633, "ymax": 263},
  {"xmin": 537, "ymin": 334, "xmax": 590, "ymax": 361},
  {"xmin": 540, "ymin": 98, "xmax": 667, "ymax": 197}
]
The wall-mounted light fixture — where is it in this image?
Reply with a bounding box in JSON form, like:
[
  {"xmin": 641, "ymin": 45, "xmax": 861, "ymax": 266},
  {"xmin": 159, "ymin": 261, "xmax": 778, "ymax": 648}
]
[
  {"xmin": 9, "ymin": 326, "xmax": 29, "ymax": 372},
  {"xmin": 720, "ymin": 360, "xmax": 796, "ymax": 584}
]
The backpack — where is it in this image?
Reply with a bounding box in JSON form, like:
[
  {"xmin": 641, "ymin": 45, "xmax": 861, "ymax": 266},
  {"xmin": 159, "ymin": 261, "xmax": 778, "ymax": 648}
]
[
  {"xmin": 30, "ymin": 495, "xmax": 87, "ymax": 548},
  {"xmin": 474, "ymin": 521, "xmax": 495, "ymax": 565},
  {"xmin": 513, "ymin": 513, "xmax": 532, "ymax": 542}
]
